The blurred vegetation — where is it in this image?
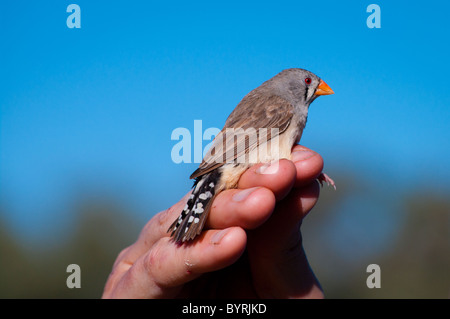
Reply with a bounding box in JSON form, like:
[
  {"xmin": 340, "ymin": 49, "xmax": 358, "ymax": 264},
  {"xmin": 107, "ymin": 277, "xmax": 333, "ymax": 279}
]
[
  {"xmin": 0, "ymin": 201, "xmax": 140, "ymax": 298},
  {"xmin": 303, "ymin": 177, "xmax": 450, "ymax": 299},
  {"xmin": 0, "ymin": 177, "xmax": 449, "ymax": 298}
]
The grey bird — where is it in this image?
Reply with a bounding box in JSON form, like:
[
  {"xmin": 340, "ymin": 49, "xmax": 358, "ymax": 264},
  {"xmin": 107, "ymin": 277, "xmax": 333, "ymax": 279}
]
[{"xmin": 168, "ymin": 68, "xmax": 334, "ymax": 243}]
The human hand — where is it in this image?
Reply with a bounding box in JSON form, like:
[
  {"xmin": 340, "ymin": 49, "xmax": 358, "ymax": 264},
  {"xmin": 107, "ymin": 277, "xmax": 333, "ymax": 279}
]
[{"xmin": 102, "ymin": 145, "xmax": 326, "ymax": 298}]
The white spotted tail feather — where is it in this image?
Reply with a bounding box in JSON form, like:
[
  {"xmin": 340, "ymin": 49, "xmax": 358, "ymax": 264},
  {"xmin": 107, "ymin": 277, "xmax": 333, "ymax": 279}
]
[{"xmin": 167, "ymin": 171, "xmax": 219, "ymax": 243}]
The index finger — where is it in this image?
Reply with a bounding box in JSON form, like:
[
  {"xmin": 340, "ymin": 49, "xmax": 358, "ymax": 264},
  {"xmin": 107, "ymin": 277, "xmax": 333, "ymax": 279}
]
[
  {"xmin": 291, "ymin": 145, "xmax": 324, "ymax": 187},
  {"xmin": 119, "ymin": 192, "xmax": 192, "ymax": 265}
]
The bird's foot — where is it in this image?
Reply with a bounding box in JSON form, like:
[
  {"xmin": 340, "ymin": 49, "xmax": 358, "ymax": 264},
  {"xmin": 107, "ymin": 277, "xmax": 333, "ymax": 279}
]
[{"xmin": 317, "ymin": 173, "xmax": 336, "ymax": 190}]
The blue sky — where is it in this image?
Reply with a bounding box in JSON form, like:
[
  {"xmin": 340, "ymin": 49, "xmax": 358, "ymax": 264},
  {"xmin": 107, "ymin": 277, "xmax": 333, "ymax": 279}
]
[{"xmin": 1, "ymin": 1, "xmax": 449, "ymax": 241}]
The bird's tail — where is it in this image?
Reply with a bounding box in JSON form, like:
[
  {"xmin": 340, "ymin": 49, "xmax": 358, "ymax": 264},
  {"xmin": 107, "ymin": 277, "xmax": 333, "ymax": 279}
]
[{"xmin": 168, "ymin": 170, "xmax": 219, "ymax": 242}]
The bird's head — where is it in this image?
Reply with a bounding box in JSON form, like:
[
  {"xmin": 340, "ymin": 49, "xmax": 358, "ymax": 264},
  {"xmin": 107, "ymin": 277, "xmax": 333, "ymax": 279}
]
[{"xmin": 268, "ymin": 68, "xmax": 334, "ymax": 106}]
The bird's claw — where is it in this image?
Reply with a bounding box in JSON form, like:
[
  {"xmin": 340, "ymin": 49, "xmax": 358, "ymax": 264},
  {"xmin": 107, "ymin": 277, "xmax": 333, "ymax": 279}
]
[{"xmin": 317, "ymin": 173, "xmax": 336, "ymax": 190}]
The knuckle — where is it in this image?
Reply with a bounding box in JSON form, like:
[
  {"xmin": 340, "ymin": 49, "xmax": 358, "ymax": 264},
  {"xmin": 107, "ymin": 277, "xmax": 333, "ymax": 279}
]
[
  {"xmin": 143, "ymin": 240, "xmax": 166, "ymax": 277},
  {"xmin": 112, "ymin": 246, "xmax": 130, "ymax": 268},
  {"xmin": 117, "ymin": 246, "xmax": 130, "ymax": 260},
  {"xmin": 156, "ymin": 210, "xmax": 169, "ymax": 228}
]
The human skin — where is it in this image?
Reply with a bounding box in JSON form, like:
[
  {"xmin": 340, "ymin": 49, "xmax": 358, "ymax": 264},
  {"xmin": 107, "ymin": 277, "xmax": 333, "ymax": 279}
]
[{"xmin": 103, "ymin": 145, "xmax": 326, "ymax": 298}]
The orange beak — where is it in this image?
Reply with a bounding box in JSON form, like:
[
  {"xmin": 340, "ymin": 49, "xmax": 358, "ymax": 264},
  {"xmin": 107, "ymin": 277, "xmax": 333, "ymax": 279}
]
[{"xmin": 315, "ymin": 80, "xmax": 334, "ymax": 96}]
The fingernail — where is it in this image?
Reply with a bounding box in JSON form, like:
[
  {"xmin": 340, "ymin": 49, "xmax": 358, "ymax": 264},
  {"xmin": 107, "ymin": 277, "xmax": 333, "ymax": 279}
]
[
  {"xmin": 292, "ymin": 151, "xmax": 316, "ymax": 163},
  {"xmin": 232, "ymin": 187, "xmax": 259, "ymax": 202},
  {"xmin": 211, "ymin": 228, "xmax": 230, "ymax": 245},
  {"xmin": 256, "ymin": 164, "xmax": 269, "ymax": 174},
  {"xmin": 256, "ymin": 160, "xmax": 280, "ymax": 175}
]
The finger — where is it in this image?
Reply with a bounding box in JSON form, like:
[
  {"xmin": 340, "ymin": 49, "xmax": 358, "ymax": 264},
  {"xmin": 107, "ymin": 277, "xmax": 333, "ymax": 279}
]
[
  {"xmin": 237, "ymin": 159, "xmax": 297, "ymax": 200},
  {"xmin": 107, "ymin": 227, "xmax": 247, "ymax": 298},
  {"xmin": 206, "ymin": 186, "xmax": 276, "ymax": 230},
  {"xmin": 126, "ymin": 159, "xmax": 295, "ymax": 261},
  {"xmin": 122, "ymin": 146, "xmax": 322, "ymax": 264},
  {"xmin": 248, "ymin": 181, "xmax": 320, "ymax": 252},
  {"xmin": 123, "ymin": 185, "xmax": 274, "ymax": 264},
  {"xmin": 291, "ymin": 145, "xmax": 324, "ymax": 187},
  {"xmin": 120, "ymin": 192, "xmax": 192, "ymax": 265},
  {"xmin": 273, "ymin": 180, "xmax": 321, "ymax": 227},
  {"xmin": 246, "ymin": 182, "xmax": 323, "ymax": 299}
]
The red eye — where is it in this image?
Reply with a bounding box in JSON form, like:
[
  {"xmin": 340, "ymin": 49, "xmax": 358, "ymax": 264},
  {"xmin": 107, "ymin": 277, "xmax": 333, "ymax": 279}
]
[{"xmin": 305, "ymin": 78, "xmax": 312, "ymax": 85}]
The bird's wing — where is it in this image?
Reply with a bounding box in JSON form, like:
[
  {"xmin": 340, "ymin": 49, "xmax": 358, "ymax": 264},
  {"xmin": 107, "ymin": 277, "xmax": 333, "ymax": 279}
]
[{"xmin": 190, "ymin": 94, "xmax": 294, "ymax": 179}]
